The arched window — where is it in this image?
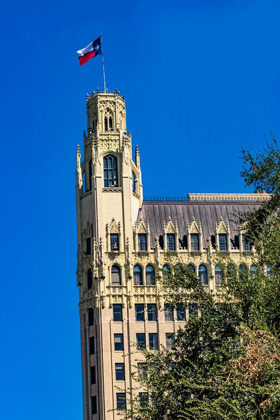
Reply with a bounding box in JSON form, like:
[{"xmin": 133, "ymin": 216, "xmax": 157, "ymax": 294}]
[
  {"xmin": 109, "ymin": 116, "xmax": 113, "ymax": 130},
  {"xmin": 250, "ymin": 265, "xmax": 258, "ymax": 276},
  {"xmin": 146, "ymin": 265, "xmax": 155, "ymax": 285},
  {"xmin": 215, "ymin": 266, "xmax": 223, "ymax": 286},
  {"xmin": 133, "ymin": 265, "xmax": 143, "ymax": 285},
  {"xmin": 87, "ymin": 269, "xmax": 93, "ymax": 289},
  {"xmin": 104, "ymin": 155, "xmax": 118, "ymax": 187},
  {"xmin": 199, "ymin": 265, "xmax": 208, "ymax": 285},
  {"xmin": 111, "ymin": 265, "xmax": 121, "ymax": 285},
  {"xmin": 187, "ymin": 264, "xmax": 195, "ymax": 272},
  {"xmin": 239, "ymin": 264, "xmax": 247, "ymax": 282},
  {"xmin": 162, "ymin": 264, "xmax": 170, "ymax": 282},
  {"xmin": 104, "ymin": 116, "xmax": 108, "ymax": 131}
]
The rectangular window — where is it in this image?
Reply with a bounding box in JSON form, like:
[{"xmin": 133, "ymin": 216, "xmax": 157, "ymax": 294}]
[
  {"xmin": 89, "ymin": 308, "xmax": 94, "ymax": 326},
  {"xmin": 219, "ymin": 234, "xmax": 227, "ymax": 251},
  {"xmin": 139, "ymin": 392, "xmax": 148, "ymax": 407},
  {"xmin": 138, "ymin": 234, "xmax": 147, "ymax": 251},
  {"xmin": 164, "ymin": 304, "xmax": 174, "ymax": 321},
  {"xmin": 147, "ymin": 304, "xmax": 157, "ymax": 321},
  {"xmin": 136, "ymin": 333, "xmax": 146, "ymax": 349},
  {"xmin": 90, "ymin": 336, "xmax": 95, "ymax": 355},
  {"xmin": 135, "ymin": 304, "xmax": 145, "ymax": 321},
  {"xmin": 111, "ymin": 265, "xmax": 121, "ymax": 285},
  {"xmin": 166, "ymin": 333, "xmax": 174, "ymax": 350},
  {"xmin": 110, "ymin": 234, "xmax": 119, "ymax": 251},
  {"xmin": 91, "ymin": 366, "xmax": 96, "ymax": 384},
  {"xmin": 177, "ymin": 306, "xmax": 185, "ymax": 321},
  {"xmin": 167, "ymin": 234, "xmax": 175, "ymax": 251},
  {"xmin": 86, "ymin": 237, "xmax": 91, "ymax": 255},
  {"xmin": 149, "ymin": 333, "xmax": 158, "ymax": 350},
  {"xmin": 190, "ymin": 233, "xmax": 199, "ymax": 251},
  {"xmin": 116, "ymin": 393, "xmax": 126, "ymax": 410},
  {"xmin": 114, "ymin": 334, "xmax": 124, "ymax": 351},
  {"xmin": 104, "ymin": 155, "xmax": 118, "ymax": 187},
  {"xmin": 242, "ymin": 234, "xmax": 252, "ymax": 251},
  {"xmin": 91, "ymin": 396, "xmax": 97, "ymax": 415},
  {"xmin": 189, "ymin": 303, "xmax": 198, "ymax": 318},
  {"xmin": 115, "ymin": 363, "xmax": 125, "ymax": 381},
  {"xmin": 113, "ymin": 304, "xmax": 123, "ymax": 321},
  {"xmin": 138, "ymin": 363, "xmax": 147, "ymax": 379}
]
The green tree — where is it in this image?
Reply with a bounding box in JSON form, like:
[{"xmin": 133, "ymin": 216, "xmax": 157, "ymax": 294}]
[{"xmin": 119, "ymin": 139, "xmax": 280, "ymax": 420}]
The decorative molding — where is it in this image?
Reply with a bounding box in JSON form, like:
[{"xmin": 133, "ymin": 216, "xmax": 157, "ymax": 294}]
[
  {"xmin": 102, "ymin": 187, "xmax": 122, "ymax": 193},
  {"xmin": 215, "ymin": 216, "xmax": 230, "ymax": 235},
  {"xmin": 188, "ymin": 193, "xmax": 270, "ymax": 202}
]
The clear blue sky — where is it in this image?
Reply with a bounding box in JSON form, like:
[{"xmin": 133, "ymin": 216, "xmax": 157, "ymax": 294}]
[{"xmin": 1, "ymin": 1, "xmax": 280, "ymax": 419}]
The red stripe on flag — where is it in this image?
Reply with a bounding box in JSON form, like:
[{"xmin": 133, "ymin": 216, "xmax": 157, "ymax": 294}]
[{"xmin": 79, "ymin": 50, "xmax": 96, "ymax": 66}]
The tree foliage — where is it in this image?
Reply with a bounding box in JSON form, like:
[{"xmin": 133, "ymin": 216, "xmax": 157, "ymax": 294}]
[{"xmin": 119, "ymin": 139, "xmax": 280, "ymax": 419}]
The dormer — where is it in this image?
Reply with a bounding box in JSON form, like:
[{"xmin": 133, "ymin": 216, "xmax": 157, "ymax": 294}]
[
  {"xmin": 215, "ymin": 217, "xmax": 230, "ymax": 251},
  {"xmin": 187, "ymin": 217, "xmax": 202, "ymax": 252},
  {"xmin": 134, "ymin": 219, "xmax": 150, "ymax": 252},
  {"xmin": 163, "ymin": 217, "xmax": 178, "ymax": 252}
]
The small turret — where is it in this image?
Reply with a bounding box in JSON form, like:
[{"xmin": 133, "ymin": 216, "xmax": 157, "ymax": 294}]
[
  {"xmin": 135, "ymin": 145, "xmax": 140, "ymax": 168},
  {"xmin": 76, "ymin": 144, "xmax": 82, "ymax": 188}
]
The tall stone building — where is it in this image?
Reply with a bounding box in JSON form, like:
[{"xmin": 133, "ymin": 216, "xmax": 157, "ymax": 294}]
[{"xmin": 75, "ymin": 89, "xmax": 268, "ymax": 419}]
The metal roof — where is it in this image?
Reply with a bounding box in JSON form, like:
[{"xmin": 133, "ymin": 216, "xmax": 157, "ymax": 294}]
[{"xmin": 137, "ymin": 201, "xmax": 259, "ymax": 249}]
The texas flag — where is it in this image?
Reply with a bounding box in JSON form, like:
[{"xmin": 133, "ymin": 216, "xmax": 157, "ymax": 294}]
[{"xmin": 77, "ymin": 37, "xmax": 101, "ymax": 66}]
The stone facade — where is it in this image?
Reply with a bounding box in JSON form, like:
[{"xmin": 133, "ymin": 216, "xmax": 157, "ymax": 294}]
[{"xmin": 76, "ymin": 90, "xmax": 268, "ymax": 419}]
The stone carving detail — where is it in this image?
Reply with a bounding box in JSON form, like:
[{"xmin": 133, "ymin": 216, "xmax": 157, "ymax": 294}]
[
  {"xmin": 187, "ymin": 217, "xmax": 202, "ymax": 234},
  {"xmin": 163, "ymin": 217, "xmax": 178, "ymax": 235},
  {"xmin": 215, "ymin": 216, "xmax": 230, "ymax": 235},
  {"xmin": 106, "ymin": 218, "xmax": 121, "ymax": 234},
  {"xmin": 134, "ymin": 218, "xmax": 149, "ymax": 235},
  {"xmin": 100, "ymin": 139, "xmax": 120, "ymax": 153}
]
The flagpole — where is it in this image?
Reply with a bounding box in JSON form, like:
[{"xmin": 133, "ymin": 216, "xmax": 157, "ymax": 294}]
[{"xmin": 100, "ymin": 33, "xmax": 106, "ymax": 92}]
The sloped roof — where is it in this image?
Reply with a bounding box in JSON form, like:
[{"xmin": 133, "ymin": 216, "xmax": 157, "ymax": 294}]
[{"xmin": 137, "ymin": 201, "xmax": 260, "ymax": 249}]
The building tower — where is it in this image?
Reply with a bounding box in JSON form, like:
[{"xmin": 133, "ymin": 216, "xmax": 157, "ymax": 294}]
[
  {"xmin": 76, "ymin": 89, "xmax": 269, "ymax": 420},
  {"xmin": 76, "ymin": 89, "xmax": 143, "ymax": 420}
]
